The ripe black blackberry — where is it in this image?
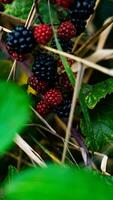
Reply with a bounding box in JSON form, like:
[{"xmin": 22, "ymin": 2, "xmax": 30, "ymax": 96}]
[
  {"xmin": 32, "ymin": 53, "xmax": 57, "ymax": 83},
  {"xmin": 6, "ymin": 25, "xmax": 35, "ymax": 54},
  {"xmin": 54, "ymin": 97, "xmax": 72, "ymax": 118},
  {"xmin": 68, "ymin": 0, "xmax": 96, "ymax": 35},
  {"xmin": 51, "ymin": 37, "xmax": 73, "ymax": 53}
]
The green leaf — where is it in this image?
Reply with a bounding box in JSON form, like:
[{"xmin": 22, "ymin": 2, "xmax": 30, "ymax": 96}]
[
  {"xmin": 0, "ymin": 60, "xmax": 13, "ymax": 80},
  {"xmin": 39, "ymin": 1, "xmax": 60, "ymax": 24},
  {"xmin": 79, "ymin": 91, "xmax": 95, "ymax": 150},
  {"xmin": 0, "ymin": 81, "xmax": 30, "ymax": 154},
  {"xmin": 81, "ymin": 94, "xmax": 113, "ymax": 151},
  {"xmin": 5, "ymin": 0, "xmax": 34, "ymax": 19},
  {"xmin": 4, "ymin": 165, "xmax": 113, "ymax": 200},
  {"xmin": 82, "ymin": 78, "xmax": 113, "ymax": 109}
]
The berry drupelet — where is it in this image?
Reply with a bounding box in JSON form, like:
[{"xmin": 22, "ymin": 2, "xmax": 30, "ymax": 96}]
[
  {"xmin": 32, "ymin": 53, "xmax": 57, "ymax": 83},
  {"xmin": 51, "ymin": 37, "xmax": 73, "ymax": 53},
  {"xmin": 43, "ymin": 88, "xmax": 63, "ymax": 107},
  {"xmin": 54, "ymin": 97, "xmax": 72, "ymax": 118},
  {"xmin": 6, "ymin": 45, "xmax": 24, "ymax": 61},
  {"xmin": 57, "ymin": 58, "xmax": 74, "ymax": 71},
  {"xmin": 28, "ymin": 75, "xmax": 48, "ymax": 93},
  {"xmin": 57, "ymin": 21, "xmax": 76, "ymax": 40},
  {"xmin": 68, "ymin": 0, "xmax": 96, "ymax": 35},
  {"xmin": 6, "ymin": 25, "xmax": 35, "ymax": 54},
  {"xmin": 0, "ymin": 0, "xmax": 13, "ymax": 3},
  {"xmin": 36, "ymin": 100, "xmax": 51, "ymax": 117},
  {"xmin": 54, "ymin": 0, "xmax": 73, "ymax": 9},
  {"xmin": 58, "ymin": 72, "xmax": 73, "ymax": 91},
  {"xmin": 34, "ymin": 24, "xmax": 53, "ymax": 45}
]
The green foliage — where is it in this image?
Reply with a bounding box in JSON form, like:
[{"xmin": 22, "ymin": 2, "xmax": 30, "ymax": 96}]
[
  {"xmin": 4, "ymin": 0, "xmax": 60, "ymax": 24},
  {"xmin": 6, "ymin": 166, "xmax": 18, "ymax": 183},
  {"xmin": 82, "ymin": 78, "xmax": 113, "ymax": 109},
  {"xmin": 4, "ymin": 165, "xmax": 113, "ymax": 200},
  {"xmin": 0, "ymin": 60, "xmax": 12, "ymax": 80},
  {"xmin": 5, "ymin": 0, "xmax": 34, "ymax": 19},
  {"xmin": 81, "ymin": 94, "xmax": 113, "ymax": 151},
  {"xmin": 0, "ymin": 81, "xmax": 30, "ymax": 154},
  {"xmin": 79, "ymin": 91, "xmax": 95, "ymax": 150},
  {"xmin": 39, "ymin": 1, "xmax": 60, "ymax": 24}
]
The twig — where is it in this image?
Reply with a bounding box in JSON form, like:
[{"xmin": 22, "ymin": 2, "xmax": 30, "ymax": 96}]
[
  {"xmin": 30, "ymin": 106, "xmax": 57, "ymax": 135},
  {"xmin": 14, "ymin": 134, "xmax": 46, "ymax": 167},
  {"xmin": 7, "ymin": 60, "xmax": 17, "ymax": 81},
  {"xmin": 61, "ymin": 64, "xmax": 85, "ymax": 163},
  {"xmin": 75, "ymin": 17, "xmax": 113, "ymax": 56},
  {"xmin": 41, "ymin": 45, "xmax": 113, "ymax": 76}
]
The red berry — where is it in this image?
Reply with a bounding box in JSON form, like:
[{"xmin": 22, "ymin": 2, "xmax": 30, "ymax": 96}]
[
  {"xmin": 36, "ymin": 100, "xmax": 50, "ymax": 117},
  {"xmin": 0, "ymin": 0, "xmax": 13, "ymax": 3},
  {"xmin": 7, "ymin": 45, "xmax": 24, "ymax": 61},
  {"xmin": 34, "ymin": 24, "xmax": 53, "ymax": 45},
  {"xmin": 55, "ymin": 0, "xmax": 73, "ymax": 9},
  {"xmin": 57, "ymin": 21, "xmax": 76, "ymax": 40},
  {"xmin": 59, "ymin": 73, "xmax": 73, "ymax": 90},
  {"xmin": 44, "ymin": 88, "xmax": 63, "ymax": 106},
  {"xmin": 28, "ymin": 75, "xmax": 48, "ymax": 93},
  {"xmin": 57, "ymin": 58, "xmax": 74, "ymax": 71}
]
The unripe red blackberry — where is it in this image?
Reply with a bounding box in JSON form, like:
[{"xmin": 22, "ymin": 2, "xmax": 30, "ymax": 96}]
[
  {"xmin": 43, "ymin": 88, "xmax": 63, "ymax": 106},
  {"xmin": 57, "ymin": 58, "xmax": 74, "ymax": 71},
  {"xmin": 0, "ymin": 0, "xmax": 13, "ymax": 3},
  {"xmin": 58, "ymin": 73, "xmax": 73, "ymax": 91},
  {"xmin": 6, "ymin": 25, "xmax": 35, "ymax": 54},
  {"xmin": 55, "ymin": 0, "xmax": 73, "ymax": 9},
  {"xmin": 32, "ymin": 53, "xmax": 57, "ymax": 83},
  {"xmin": 36, "ymin": 100, "xmax": 51, "ymax": 117},
  {"xmin": 57, "ymin": 21, "xmax": 76, "ymax": 40},
  {"xmin": 6, "ymin": 45, "xmax": 24, "ymax": 61},
  {"xmin": 34, "ymin": 24, "xmax": 53, "ymax": 45},
  {"xmin": 28, "ymin": 75, "xmax": 48, "ymax": 93}
]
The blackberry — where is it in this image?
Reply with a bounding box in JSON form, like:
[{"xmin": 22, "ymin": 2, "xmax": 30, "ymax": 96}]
[
  {"xmin": 51, "ymin": 37, "xmax": 73, "ymax": 53},
  {"xmin": 68, "ymin": 0, "xmax": 96, "ymax": 35},
  {"xmin": 34, "ymin": 24, "xmax": 53, "ymax": 45},
  {"xmin": 55, "ymin": 0, "xmax": 73, "ymax": 9},
  {"xmin": 54, "ymin": 97, "xmax": 72, "ymax": 118},
  {"xmin": 73, "ymin": 19, "xmax": 86, "ymax": 36},
  {"xmin": 6, "ymin": 25, "xmax": 35, "ymax": 54},
  {"xmin": 57, "ymin": 21, "xmax": 76, "ymax": 40},
  {"xmin": 43, "ymin": 88, "xmax": 63, "ymax": 107},
  {"xmin": 0, "ymin": 0, "xmax": 13, "ymax": 3},
  {"xmin": 36, "ymin": 100, "xmax": 51, "ymax": 117},
  {"xmin": 28, "ymin": 75, "xmax": 48, "ymax": 93},
  {"xmin": 32, "ymin": 53, "xmax": 57, "ymax": 83}
]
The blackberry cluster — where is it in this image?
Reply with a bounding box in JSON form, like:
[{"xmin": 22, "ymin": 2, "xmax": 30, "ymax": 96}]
[
  {"xmin": 32, "ymin": 53, "xmax": 57, "ymax": 83},
  {"xmin": 68, "ymin": 0, "xmax": 96, "ymax": 35},
  {"xmin": 7, "ymin": 26, "xmax": 35, "ymax": 54},
  {"xmin": 5, "ymin": 0, "xmax": 96, "ymax": 118}
]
